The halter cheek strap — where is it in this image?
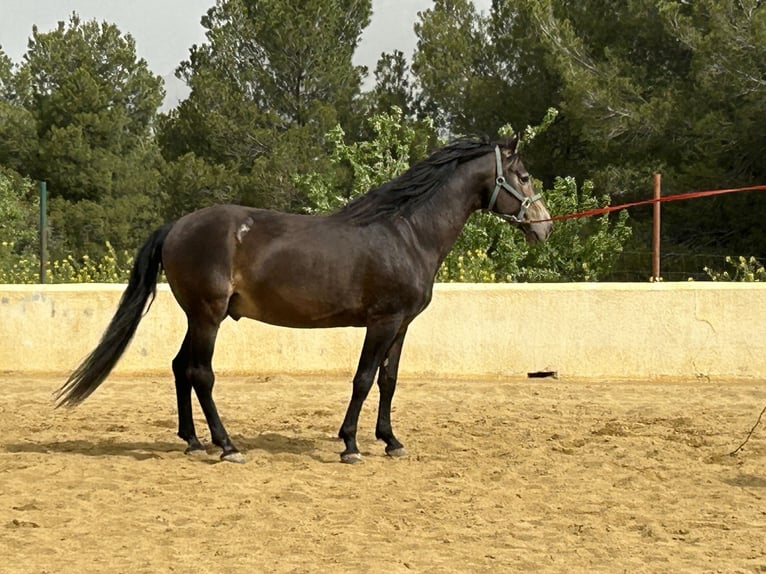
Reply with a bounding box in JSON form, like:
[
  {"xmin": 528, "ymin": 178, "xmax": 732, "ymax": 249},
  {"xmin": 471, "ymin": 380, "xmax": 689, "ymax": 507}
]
[{"xmin": 487, "ymin": 146, "xmax": 542, "ymax": 224}]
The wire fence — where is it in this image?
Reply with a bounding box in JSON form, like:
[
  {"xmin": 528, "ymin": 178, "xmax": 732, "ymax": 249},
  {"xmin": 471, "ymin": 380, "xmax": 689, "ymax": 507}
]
[{"xmin": 607, "ymin": 250, "xmax": 766, "ymax": 282}]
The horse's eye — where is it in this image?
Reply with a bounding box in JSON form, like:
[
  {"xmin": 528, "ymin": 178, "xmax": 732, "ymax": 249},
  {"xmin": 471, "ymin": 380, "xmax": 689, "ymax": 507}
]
[{"xmin": 519, "ymin": 174, "xmax": 530, "ymax": 184}]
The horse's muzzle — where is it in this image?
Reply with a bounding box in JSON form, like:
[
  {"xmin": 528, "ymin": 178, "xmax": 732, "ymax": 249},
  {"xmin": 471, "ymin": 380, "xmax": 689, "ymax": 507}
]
[{"xmin": 522, "ymin": 220, "xmax": 553, "ymax": 243}]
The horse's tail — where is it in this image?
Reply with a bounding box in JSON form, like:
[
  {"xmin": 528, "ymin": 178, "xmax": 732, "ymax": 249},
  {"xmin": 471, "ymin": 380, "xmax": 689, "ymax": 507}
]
[{"xmin": 54, "ymin": 222, "xmax": 175, "ymax": 408}]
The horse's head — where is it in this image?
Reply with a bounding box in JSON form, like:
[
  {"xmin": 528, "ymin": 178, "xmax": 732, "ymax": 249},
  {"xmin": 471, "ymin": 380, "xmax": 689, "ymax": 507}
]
[{"xmin": 486, "ymin": 138, "xmax": 553, "ymax": 243}]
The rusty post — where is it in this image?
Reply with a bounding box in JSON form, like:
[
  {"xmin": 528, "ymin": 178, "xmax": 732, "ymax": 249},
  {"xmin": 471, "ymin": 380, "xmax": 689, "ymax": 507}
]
[{"xmin": 652, "ymin": 173, "xmax": 661, "ymax": 281}]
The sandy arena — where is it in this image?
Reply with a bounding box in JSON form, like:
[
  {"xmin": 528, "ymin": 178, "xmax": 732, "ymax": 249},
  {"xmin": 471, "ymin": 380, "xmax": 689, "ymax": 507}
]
[{"xmin": 1, "ymin": 374, "xmax": 765, "ymax": 573}]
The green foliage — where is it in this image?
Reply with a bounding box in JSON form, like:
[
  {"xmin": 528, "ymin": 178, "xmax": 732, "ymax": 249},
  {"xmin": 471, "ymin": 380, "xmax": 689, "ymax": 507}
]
[
  {"xmin": 0, "ymin": 168, "xmax": 39, "ymax": 274},
  {"xmin": 0, "ymin": 164, "xmax": 137, "ymax": 283},
  {"xmin": 0, "ymin": 48, "xmax": 12, "ymax": 95},
  {"xmin": 193, "ymin": 0, "xmax": 371, "ymax": 128},
  {"xmin": 1, "ymin": 14, "xmax": 166, "ymax": 260},
  {"xmin": 440, "ymin": 108, "xmax": 632, "ymax": 283},
  {"xmin": 160, "ymin": 0, "xmax": 373, "ymax": 214},
  {"xmin": 508, "ymin": 0, "xmax": 766, "ymax": 271},
  {"xmin": 0, "ymin": 53, "xmax": 38, "ymax": 174},
  {"xmin": 436, "ymin": 212, "xmax": 525, "ymax": 282},
  {"xmin": 412, "ymin": 0, "xmax": 562, "ymax": 141},
  {"xmin": 300, "ymin": 107, "xmax": 631, "ymax": 282},
  {"xmin": 3, "ymin": 1, "xmax": 764, "ymax": 283},
  {"xmin": 499, "ymin": 108, "xmax": 559, "ymax": 150},
  {"xmin": 656, "ymin": 0, "xmax": 766, "ymax": 258},
  {"xmin": 518, "ymin": 177, "xmax": 632, "ymax": 282},
  {"xmin": 22, "ymin": 16, "xmax": 164, "ymax": 136},
  {"xmin": 413, "ymin": 0, "xmax": 505, "ymax": 136},
  {"xmin": 704, "ymin": 256, "xmax": 766, "ymax": 282},
  {"xmin": 159, "ymin": 153, "xmax": 241, "ymax": 221},
  {"xmin": 408, "ymin": 1, "xmax": 766, "ymax": 278},
  {"xmin": 365, "ymin": 50, "xmax": 417, "ymax": 119},
  {"xmin": 297, "ymin": 106, "xmax": 434, "ymax": 213},
  {"xmin": 437, "ymin": 177, "xmax": 632, "ymax": 282},
  {"xmin": 0, "ymin": 241, "xmax": 133, "ymax": 284}
]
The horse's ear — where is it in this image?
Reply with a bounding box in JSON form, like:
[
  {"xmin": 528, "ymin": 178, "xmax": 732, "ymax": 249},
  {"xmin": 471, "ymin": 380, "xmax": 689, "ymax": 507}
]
[{"xmin": 501, "ymin": 135, "xmax": 520, "ymax": 158}]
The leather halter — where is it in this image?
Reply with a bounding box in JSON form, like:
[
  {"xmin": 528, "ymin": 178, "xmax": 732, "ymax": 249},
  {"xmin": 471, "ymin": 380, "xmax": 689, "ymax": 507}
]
[{"xmin": 486, "ymin": 146, "xmax": 542, "ymax": 224}]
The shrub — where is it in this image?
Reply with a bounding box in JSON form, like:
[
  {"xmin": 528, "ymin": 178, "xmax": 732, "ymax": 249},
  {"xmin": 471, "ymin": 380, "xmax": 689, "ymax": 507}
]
[
  {"xmin": 704, "ymin": 256, "xmax": 766, "ymax": 282},
  {"xmin": 0, "ymin": 241, "xmax": 133, "ymax": 284}
]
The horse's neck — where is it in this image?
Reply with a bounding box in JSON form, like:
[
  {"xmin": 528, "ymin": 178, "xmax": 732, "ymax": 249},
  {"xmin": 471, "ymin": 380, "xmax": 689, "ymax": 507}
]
[{"xmin": 405, "ymin": 161, "xmax": 486, "ymax": 268}]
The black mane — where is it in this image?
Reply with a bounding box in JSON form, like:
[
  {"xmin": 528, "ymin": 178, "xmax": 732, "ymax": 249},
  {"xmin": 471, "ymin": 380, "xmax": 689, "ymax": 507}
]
[{"xmin": 334, "ymin": 136, "xmax": 505, "ymax": 224}]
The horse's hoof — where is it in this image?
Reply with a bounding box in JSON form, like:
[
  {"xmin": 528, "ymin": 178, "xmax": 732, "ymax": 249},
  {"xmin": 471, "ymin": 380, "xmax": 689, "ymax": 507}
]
[
  {"xmin": 340, "ymin": 452, "xmax": 363, "ymax": 464},
  {"xmin": 184, "ymin": 446, "xmax": 207, "ymax": 456},
  {"xmin": 386, "ymin": 447, "xmax": 408, "ymax": 458},
  {"xmin": 221, "ymin": 451, "xmax": 246, "ymax": 464}
]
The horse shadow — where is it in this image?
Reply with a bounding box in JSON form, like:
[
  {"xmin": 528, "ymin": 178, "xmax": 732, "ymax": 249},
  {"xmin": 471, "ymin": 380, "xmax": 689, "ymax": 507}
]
[
  {"xmin": 4, "ymin": 439, "xmax": 183, "ymax": 461},
  {"xmin": 723, "ymin": 474, "xmax": 766, "ymax": 489},
  {"xmin": 5, "ymin": 432, "xmax": 331, "ymax": 463}
]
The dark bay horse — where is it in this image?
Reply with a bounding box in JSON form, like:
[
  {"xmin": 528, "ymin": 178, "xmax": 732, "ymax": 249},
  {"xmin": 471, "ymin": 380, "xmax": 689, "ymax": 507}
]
[{"xmin": 55, "ymin": 136, "xmax": 553, "ymax": 463}]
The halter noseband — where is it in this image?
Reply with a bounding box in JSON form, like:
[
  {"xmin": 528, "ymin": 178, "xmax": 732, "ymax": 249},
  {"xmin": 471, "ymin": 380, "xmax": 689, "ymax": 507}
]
[{"xmin": 486, "ymin": 146, "xmax": 542, "ymax": 224}]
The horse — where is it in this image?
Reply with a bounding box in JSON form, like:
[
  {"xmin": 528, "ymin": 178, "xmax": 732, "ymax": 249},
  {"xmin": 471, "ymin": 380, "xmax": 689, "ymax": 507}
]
[{"xmin": 55, "ymin": 136, "xmax": 553, "ymax": 463}]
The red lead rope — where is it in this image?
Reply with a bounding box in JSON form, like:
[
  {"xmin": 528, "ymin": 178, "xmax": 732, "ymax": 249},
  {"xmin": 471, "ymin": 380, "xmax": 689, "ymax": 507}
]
[{"xmin": 528, "ymin": 184, "xmax": 766, "ymax": 224}]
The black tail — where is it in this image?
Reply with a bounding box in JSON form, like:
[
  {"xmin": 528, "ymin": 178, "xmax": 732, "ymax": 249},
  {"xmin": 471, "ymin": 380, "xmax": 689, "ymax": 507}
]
[{"xmin": 55, "ymin": 223, "xmax": 175, "ymax": 407}]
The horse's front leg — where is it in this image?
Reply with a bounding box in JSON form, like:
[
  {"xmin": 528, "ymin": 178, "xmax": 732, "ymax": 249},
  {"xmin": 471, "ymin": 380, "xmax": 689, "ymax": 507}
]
[
  {"xmin": 338, "ymin": 320, "xmax": 402, "ymax": 463},
  {"xmin": 375, "ymin": 328, "xmax": 408, "ymax": 458}
]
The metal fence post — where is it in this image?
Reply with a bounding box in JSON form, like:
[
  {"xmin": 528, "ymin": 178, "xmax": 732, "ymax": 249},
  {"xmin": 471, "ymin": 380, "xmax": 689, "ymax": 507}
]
[
  {"xmin": 39, "ymin": 181, "xmax": 47, "ymax": 284},
  {"xmin": 652, "ymin": 173, "xmax": 661, "ymax": 281}
]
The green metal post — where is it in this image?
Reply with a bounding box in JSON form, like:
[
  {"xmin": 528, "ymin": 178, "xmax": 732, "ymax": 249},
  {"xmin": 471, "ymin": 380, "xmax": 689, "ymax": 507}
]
[{"xmin": 39, "ymin": 181, "xmax": 47, "ymax": 284}]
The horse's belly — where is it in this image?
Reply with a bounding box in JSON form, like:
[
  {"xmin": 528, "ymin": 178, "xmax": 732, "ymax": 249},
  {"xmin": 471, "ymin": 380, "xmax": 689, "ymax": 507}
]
[{"xmin": 227, "ymin": 287, "xmax": 366, "ymax": 329}]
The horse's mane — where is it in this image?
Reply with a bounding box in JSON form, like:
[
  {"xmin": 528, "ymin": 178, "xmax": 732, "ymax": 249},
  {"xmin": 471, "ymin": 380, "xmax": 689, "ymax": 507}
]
[{"xmin": 333, "ymin": 136, "xmax": 505, "ymax": 224}]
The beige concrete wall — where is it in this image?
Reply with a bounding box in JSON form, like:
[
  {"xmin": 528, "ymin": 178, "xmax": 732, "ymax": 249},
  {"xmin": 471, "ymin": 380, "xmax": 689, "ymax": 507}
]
[{"xmin": 1, "ymin": 282, "xmax": 765, "ymax": 381}]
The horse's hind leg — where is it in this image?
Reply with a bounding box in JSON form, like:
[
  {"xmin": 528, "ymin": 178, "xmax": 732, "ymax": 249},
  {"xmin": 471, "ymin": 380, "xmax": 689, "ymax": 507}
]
[
  {"xmin": 375, "ymin": 328, "xmax": 408, "ymax": 458},
  {"xmin": 172, "ymin": 334, "xmax": 205, "ymax": 454},
  {"xmin": 186, "ymin": 311, "xmax": 244, "ymax": 463}
]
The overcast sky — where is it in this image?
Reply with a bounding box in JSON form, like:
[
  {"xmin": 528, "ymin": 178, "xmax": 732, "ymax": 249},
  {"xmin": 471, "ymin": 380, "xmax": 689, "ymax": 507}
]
[{"xmin": 0, "ymin": 0, "xmax": 492, "ymax": 106}]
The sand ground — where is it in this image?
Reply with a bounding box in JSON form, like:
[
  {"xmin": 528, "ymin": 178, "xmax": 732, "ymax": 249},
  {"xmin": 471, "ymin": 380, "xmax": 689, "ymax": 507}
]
[{"xmin": 1, "ymin": 374, "xmax": 765, "ymax": 573}]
